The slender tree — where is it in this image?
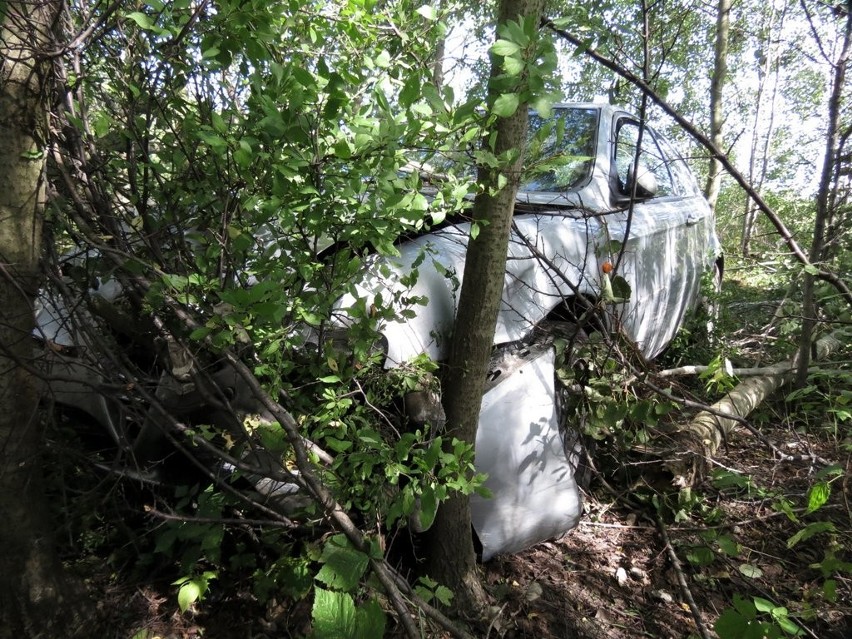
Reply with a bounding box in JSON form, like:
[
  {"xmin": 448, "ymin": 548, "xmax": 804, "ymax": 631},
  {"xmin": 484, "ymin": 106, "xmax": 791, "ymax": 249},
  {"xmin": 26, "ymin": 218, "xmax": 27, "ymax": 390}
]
[
  {"xmin": 796, "ymin": 1, "xmax": 852, "ymax": 386},
  {"xmin": 705, "ymin": 0, "xmax": 731, "ymax": 212},
  {"xmin": 427, "ymin": 0, "xmax": 545, "ymax": 614}
]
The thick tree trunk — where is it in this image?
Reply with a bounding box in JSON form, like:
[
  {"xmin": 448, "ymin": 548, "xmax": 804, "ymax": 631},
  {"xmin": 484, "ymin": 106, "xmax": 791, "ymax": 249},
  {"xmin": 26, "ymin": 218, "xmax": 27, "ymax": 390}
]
[
  {"xmin": 0, "ymin": 2, "xmax": 88, "ymax": 636},
  {"xmin": 427, "ymin": 0, "xmax": 544, "ymax": 616}
]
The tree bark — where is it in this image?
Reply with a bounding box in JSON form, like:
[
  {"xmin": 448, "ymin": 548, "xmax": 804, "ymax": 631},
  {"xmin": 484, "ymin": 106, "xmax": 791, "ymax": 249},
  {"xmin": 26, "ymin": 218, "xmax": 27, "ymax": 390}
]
[
  {"xmin": 664, "ymin": 330, "xmax": 845, "ymax": 487},
  {"xmin": 0, "ymin": 2, "xmax": 88, "ymax": 635},
  {"xmin": 427, "ymin": 0, "xmax": 544, "ymax": 616},
  {"xmin": 795, "ymin": 7, "xmax": 852, "ymax": 387},
  {"xmin": 704, "ymin": 0, "xmax": 730, "ymax": 213}
]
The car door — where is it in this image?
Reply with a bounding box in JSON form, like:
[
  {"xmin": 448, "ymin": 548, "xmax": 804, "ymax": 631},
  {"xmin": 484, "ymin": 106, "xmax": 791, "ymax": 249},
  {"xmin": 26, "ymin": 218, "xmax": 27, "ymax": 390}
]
[{"xmin": 606, "ymin": 116, "xmax": 708, "ymax": 357}]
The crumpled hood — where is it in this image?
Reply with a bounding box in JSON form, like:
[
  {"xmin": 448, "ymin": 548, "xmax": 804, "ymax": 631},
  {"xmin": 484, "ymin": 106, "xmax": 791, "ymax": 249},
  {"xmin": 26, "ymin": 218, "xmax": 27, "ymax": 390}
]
[{"xmin": 336, "ymin": 210, "xmax": 606, "ymax": 368}]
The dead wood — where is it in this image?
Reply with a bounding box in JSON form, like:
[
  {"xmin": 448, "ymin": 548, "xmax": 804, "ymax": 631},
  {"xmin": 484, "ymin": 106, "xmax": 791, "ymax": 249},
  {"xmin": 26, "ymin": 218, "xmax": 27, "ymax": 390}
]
[{"xmin": 663, "ymin": 329, "xmax": 847, "ymax": 486}]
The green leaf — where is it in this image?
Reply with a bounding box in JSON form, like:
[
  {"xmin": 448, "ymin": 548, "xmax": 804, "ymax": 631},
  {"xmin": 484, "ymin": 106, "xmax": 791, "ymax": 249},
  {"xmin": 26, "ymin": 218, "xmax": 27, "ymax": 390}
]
[
  {"xmin": 19, "ymin": 148, "xmax": 44, "ymax": 160},
  {"xmin": 715, "ymin": 608, "xmax": 766, "ymax": 639},
  {"xmin": 177, "ymin": 580, "xmax": 201, "ymax": 613},
  {"xmin": 753, "ymin": 597, "xmax": 774, "ymax": 613},
  {"xmin": 126, "ymin": 11, "xmax": 155, "ymax": 30},
  {"xmin": 686, "ymin": 546, "xmax": 715, "ymax": 567},
  {"xmin": 805, "ymin": 482, "xmax": 830, "ymax": 514},
  {"xmin": 416, "ymin": 485, "xmax": 438, "ymax": 531},
  {"xmin": 312, "ymin": 589, "xmax": 385, "ymax": 639},
  {"xmin": 189, "ymin": 326, "xmax": 213, "ymax": 341},
  {"xmin": 738, "ymin": 563, "xmax": 763, "ymax": 579},
  {"xmin": 415, "ymin": 5, "xmax": 438, "ymax": 20},
  {"xmin": 787, "ymin": 521, "xmax": 835, "ymax": 548},
  {"xmin": 492, "ymin": 39, "xmax": 521, "ymax": 57},
  {"xmin": 434, "ymin": 585, "xmax": 454, "ymax": 606},
  {"xmin": 315, "ymin": 535, "xmax": 369, "ymax": 592},
  {"xmin": 531, "ymin": 95, "xmax": 554, "ymax": 119},
  {"xmin": 312, "ymin": 587, "xmax": 356, "ymax": 639},
  {"xmin": 823, "ymin": 579, "xmax": 837, "ymax": 602},
  {"xmin": 733, "ymin": 594, "xmax": 757, "ymax": 620},
  {"xmin": 803, "ymin": 264, "xmax": 819, "ymax": 275},
  {"xmin": 211, "ymin": 111, "xmax": 227, "ymax": 134},
  {"xmin": 374, "ymin": 50, "xmax": 391, "ymax": 69},
  {"xmin": 492, "ymin": 93, "xmax": 520, "ymax": 118},
  {"xmin": 354, "ymin": 598, "xmax": 386, "ymax": 638},
  {"xmin": 717, "ymin": 535, "xmax": 740, "ymax": 557},
  {"xmin": 333, "ymin": 140, "xmax": 352, "ymax": 159},
  {"xmin": 610, "ymin": 275, "xmax": 632, "ymax": 301},
  {"xmin": 504, "ymin": 18, "xmax": 531, "ymax": 47},
  {"xmin": 503, "ymin": 54, "xmax": 524, "ymax": 78},
  {"xmin": 776, "ymin": 615, "xmax": 803, "ymax": 636}
]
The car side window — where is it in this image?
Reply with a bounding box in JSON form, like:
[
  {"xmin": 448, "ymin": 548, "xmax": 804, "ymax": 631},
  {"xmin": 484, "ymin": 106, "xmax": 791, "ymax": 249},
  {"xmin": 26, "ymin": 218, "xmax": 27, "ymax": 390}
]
[
  {"xmin": 615, "ymin": 120, "xmax": 675, "ymax": 197},
  {"xmin": 654, "ymin": 134, "xmax": 699, "ymax": 197}
]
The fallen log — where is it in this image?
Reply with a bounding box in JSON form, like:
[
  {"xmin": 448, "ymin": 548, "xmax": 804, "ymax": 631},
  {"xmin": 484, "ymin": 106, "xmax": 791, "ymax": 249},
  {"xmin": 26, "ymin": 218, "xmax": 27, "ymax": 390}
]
[{"xmin": 663, "ymin": 329, "xmax": 847, "ymax": 487}]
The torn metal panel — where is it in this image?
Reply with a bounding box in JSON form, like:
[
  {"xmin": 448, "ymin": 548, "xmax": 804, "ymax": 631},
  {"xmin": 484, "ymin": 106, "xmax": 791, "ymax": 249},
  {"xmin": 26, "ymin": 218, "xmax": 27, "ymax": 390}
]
[{"xmin": 471, "ymin": 346, "xmax": 581, "ymax": 560}]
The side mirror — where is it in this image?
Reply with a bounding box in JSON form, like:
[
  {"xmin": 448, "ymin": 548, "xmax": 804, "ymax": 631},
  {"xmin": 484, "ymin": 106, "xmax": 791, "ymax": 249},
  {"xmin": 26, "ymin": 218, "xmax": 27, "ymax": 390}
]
[{"xmin": 626, "ymin": 163, "xmax": 658, "ymax": 199}]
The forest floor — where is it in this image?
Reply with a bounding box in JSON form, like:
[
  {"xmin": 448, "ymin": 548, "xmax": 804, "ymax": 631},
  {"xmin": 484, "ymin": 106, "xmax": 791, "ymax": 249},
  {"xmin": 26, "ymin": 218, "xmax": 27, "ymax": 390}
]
[{"xmin": 63, "ymin": 257, "xmax": 851, "ymax": 638}]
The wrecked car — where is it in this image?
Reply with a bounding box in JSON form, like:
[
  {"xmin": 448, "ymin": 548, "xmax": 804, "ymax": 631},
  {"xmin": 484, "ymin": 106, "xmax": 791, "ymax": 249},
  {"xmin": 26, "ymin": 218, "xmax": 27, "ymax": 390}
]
[
  {"xmin": 327, "ymin": 102, "xmax": 722, "ymax": 558},
  {"xmin": 36, "ymin": 102, "xmax": 720, "ymax": 560}
]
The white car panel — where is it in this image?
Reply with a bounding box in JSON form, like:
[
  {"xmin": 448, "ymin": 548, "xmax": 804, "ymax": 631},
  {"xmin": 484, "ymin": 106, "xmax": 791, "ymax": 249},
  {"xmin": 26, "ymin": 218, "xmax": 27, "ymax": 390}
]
[{"xmin": 472, "ymin": 347, "xmax": 581, "ymax": 560}]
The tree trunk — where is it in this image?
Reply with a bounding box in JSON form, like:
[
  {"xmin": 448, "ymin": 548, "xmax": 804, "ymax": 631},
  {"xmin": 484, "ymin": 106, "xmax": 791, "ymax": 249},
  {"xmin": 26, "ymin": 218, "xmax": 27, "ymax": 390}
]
[
  {"xmin": 796, "ymin": 8, "xmax": 852, "ymax": 387},
  {"xmin": 426, "ymin": 0, "xmax": 544, "ymax": 616},
  {"xmin": 705, "ymin": 0, "xmax": 730, "ymax": 212},
  {"xmin": 664, "ymin": 330, "xmax": 845, "ymax": 487},
  {"xmin": 740, "ymin": 2, "xmax": 785, "ymax": 257},
  {"xmin": 431, "ymin": 0, "xmax": 446, "ymax": 91},
  {"xmin": 0, "ymin": 2, "xmax": 88, "ymax": 635}
]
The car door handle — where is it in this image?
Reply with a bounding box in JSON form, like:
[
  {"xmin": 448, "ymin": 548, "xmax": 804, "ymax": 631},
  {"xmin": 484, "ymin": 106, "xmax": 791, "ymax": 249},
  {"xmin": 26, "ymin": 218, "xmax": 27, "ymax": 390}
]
[{"xmin": 686, "ymin": 214, "xmax": 700, "ymax": 226}]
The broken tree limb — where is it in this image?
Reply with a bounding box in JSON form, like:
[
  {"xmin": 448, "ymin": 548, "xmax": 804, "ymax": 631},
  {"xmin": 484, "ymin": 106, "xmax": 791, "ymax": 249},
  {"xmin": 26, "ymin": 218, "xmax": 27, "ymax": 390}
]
[
  {"xmin": 655, "ymin": 364, "xmax": 849, "ymax": 378},
  {"xmin": 663, "ymin": 329, "xmax": 847, "ymax": 486}
]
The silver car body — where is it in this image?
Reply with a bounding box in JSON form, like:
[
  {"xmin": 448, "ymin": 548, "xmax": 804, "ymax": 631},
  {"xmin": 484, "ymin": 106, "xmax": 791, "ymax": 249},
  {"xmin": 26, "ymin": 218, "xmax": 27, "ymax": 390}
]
[
  {"xmin": 332, "ymin": 103, "xmax": 719, "ymax": 558},
  {"xmin": 336, "ymin": 103, "xmax": 719, "ymax": 367}
]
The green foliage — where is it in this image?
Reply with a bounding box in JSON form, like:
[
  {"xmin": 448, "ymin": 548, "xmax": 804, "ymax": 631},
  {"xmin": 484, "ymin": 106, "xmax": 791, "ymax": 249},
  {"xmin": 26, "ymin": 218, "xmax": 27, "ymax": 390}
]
[
  {"xmin": 152, "ymin": 484, "xmax": 226, "ymax": 571},
  {"xmin": 312, "ymin": 588, "xmax": 385, "ymax": 639},
  {"xmin": 709, "ymin": 461, "xmax": 849, "ymax": 639},
  {"xmin": 699, "ymin": 354, "xmax": 737, "ymax": 396},
  {"xmin": 715, "ymin": 595, "xmax": 804, "ymax": 638},
  {"xmin": 50, "ymin": 2, "xmax": 501, "ymax": 631},
  {"xmin": 311, "ymin": 535, "xmax": 385, "ymax": 638},
  {"xmin": 489, "ymin": 16, "xmax": 560, "ymax": 118},
  {"xmin": 315, "ymin": 535, "xmax": 370, "ymax": 592},
  {"xmin": 414, "ymin": 575, "xmax": 454, "ymax": 607},
  {"xmin": 173, "ymin": 571, "xmax": 217, "ymax": 613},
  {"xmin": 557, "ymin": 334, "xmax": 675, "ymax": 444},
  {"xmin": 295, "ymin": 354, "xmax": 485, "ymax": 528},
  {"xmin": 785, "ymin": 368, "xmax": 852, "ymax": 439}
]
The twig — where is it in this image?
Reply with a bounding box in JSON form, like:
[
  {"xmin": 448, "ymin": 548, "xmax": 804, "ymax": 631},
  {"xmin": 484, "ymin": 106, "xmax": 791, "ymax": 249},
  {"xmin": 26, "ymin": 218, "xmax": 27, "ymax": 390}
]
[
  {"xmin": 144, "ymin": 505, "xmax": 295, "ymax": 529},
  {"xmin": 655, "ymin": 515, "xmax": 713, "ymax": 639},
  {"xmin": 580, "ymin": 521, "xmax": 654, "ymax": 530}
]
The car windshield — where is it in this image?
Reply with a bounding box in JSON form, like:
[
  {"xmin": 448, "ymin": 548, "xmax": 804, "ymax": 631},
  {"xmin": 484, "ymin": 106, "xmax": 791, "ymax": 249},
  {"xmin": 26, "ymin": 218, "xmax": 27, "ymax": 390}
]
[
  {"xmin": 519, "ymin": 106, "xmax": 599, "ymax": 193},
  {"xmin": 413, "ymin": 106, "xmax": 599, "ymax": 194}
]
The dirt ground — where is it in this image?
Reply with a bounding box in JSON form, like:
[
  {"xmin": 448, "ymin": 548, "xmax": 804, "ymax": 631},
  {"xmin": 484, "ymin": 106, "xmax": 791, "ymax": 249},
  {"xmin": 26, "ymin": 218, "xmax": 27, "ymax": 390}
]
[
  {"xmin": 484, "ymin": 428, "xmax": 852, "ymax": 638},
  {"xmin": 79, "ymin": 420, "xmax": 850, "ymax": 639}
]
